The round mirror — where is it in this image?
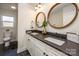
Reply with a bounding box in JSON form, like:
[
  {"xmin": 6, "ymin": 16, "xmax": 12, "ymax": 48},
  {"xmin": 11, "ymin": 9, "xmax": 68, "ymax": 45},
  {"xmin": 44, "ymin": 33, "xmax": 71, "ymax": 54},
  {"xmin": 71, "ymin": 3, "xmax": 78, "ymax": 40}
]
[
  {"xmin": 35, "ymin": 12, "xmax": 46, "ymax": 28},
  {"xmin": 48, "ymin": 3, "xmax": 78, "ymax": 29}
]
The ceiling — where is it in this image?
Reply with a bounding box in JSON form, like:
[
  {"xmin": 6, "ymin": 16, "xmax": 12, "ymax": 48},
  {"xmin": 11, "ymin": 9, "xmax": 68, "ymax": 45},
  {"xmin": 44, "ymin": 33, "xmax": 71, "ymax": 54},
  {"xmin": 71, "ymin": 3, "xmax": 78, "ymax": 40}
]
[
  {"xmin": 28, "ymin": 3, "xmax": 45, "ymax": 10},
  {"xmin": 0, "ymin": 3, "xmax": 18, "ymax": 11},
  {"xmin": 0, "ymin": 3, "xmax": 45, "ymax": 11}
]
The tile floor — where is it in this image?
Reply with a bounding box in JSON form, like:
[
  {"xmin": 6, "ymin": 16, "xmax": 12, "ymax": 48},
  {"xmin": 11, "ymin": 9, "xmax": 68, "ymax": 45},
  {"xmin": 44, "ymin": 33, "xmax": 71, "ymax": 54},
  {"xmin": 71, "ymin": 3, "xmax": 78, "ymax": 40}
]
[{"xmin": 0, "ymin": 41, "xmax": 30, "ymax": 56}]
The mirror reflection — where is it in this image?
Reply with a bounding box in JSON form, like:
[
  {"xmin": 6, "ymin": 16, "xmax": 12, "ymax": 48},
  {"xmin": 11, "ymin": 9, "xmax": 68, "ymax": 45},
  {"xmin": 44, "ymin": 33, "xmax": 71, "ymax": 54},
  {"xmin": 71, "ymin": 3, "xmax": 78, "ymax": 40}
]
[
  {"xmin": 48, "ymin": 3, "xmax": 78, "ymax": 28},
  {"xmin": 35, "ymin": 12, "xmax": 46, "ymax": 28}
]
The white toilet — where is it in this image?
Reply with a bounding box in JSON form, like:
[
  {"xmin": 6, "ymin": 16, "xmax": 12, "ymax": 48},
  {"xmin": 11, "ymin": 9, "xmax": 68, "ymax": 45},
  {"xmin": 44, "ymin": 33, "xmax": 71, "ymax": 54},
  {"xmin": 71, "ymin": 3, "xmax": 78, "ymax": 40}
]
[{"xmin": 3, "ymin": 29, "xmax": 11, "ymax": 47}]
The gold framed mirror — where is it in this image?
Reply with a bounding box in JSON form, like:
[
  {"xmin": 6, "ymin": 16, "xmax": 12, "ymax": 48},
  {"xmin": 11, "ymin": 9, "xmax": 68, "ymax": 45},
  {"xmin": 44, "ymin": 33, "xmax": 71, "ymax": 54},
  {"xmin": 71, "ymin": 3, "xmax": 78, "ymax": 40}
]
[
  {"xmin": 35, "ymin": 12, "xmax": 46, "ymax": 28},
  {"xmin": 47, "ymin": 3, "xmax": 78, "ymax": 29}
]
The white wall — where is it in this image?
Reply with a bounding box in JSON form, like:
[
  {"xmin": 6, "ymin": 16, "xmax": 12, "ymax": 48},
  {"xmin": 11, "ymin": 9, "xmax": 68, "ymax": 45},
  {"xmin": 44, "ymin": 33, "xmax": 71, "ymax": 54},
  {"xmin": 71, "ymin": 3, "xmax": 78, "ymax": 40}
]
[
  {"xmin": 17, "ymin": 3, "xmax": 35, "ymax": 53},
  {"xmin": 35, "ymin": 3, "xmax": 79, "ymax": 35}
]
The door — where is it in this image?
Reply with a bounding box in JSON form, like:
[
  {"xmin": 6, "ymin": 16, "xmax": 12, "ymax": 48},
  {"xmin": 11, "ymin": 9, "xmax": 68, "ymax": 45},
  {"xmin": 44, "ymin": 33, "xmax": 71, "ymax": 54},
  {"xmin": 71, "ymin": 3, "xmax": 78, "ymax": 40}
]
[{"xmin": 0, "ymin": 16, "xmax": 3, "ymax": 44}]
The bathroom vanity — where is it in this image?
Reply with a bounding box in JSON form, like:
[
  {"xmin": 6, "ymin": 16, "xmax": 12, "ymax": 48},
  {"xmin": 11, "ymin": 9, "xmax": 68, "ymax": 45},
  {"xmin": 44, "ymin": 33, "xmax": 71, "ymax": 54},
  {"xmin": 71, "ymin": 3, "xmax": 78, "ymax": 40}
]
[{"xmin": 26, "ymin": 30, "xmax": 79, "ymax": 56}]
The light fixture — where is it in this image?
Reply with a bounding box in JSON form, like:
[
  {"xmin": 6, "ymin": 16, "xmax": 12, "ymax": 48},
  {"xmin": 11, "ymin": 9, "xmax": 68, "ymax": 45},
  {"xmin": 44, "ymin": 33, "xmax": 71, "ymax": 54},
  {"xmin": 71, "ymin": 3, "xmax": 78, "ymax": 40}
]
[
  {"xmin": 35, "ymin": 5, "xmax": 38, "ymax": 11},
  {"xmin": 35, "ymin": 6, "xmax": 38, "ymax": 10},
  {"xmin": 11, "ymin": 6, "xmax": 16, "ymax": 10},
  {"xmin": 35, "ymin": 3, "xmax": 42, "ymax": 11},
  {"xmin": 38, "ymin": 3, "xmax": 42, "ymax": 8}
]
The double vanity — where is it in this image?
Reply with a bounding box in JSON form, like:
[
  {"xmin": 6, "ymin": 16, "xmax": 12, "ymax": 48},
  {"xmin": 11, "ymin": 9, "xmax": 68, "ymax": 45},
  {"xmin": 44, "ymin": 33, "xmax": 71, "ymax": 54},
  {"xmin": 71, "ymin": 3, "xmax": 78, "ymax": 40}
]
[
  {"xmin": 26, "ymin": 30, "xmax": 79, "ymax": 56},
  {"xmin": 25, "ymin": 3, "xmax": 79, "ymax": 56}
]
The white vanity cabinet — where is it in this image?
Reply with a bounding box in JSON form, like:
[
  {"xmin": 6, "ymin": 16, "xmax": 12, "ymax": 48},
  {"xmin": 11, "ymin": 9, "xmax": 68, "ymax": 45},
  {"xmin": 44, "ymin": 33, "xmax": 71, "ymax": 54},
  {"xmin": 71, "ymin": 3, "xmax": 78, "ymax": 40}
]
[
  {"xmin": 26, "ymin": 34, "xmax": 45, "ymax": 56},
  {"xmin": 26, "ymin": 34, "xmax": 34, "ymax": 55},
  {"xmin": 26, "ymin": 34, "xmax": 67, "ymax": 56}
]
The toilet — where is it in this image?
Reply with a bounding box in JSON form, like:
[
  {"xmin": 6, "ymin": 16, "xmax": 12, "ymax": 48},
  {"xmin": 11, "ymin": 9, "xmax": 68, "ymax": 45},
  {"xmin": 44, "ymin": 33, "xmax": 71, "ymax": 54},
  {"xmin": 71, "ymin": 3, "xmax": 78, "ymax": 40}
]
[
  {"xmin": 3, "ymin": 29, "xmax": 11, "ymax": 47},
  {"xmin": 3, "ymin": 37, "xmax": 11, "ymax": 47}
]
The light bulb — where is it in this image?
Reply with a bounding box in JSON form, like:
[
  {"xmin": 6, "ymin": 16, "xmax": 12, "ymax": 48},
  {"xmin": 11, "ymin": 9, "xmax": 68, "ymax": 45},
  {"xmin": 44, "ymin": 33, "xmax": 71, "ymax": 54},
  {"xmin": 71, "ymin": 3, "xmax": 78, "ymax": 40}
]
[
  {"xmin": 35, "ymin": 7, "xmax": 38, "ymax": 10},
  {"xmin": 38, "ymin": 4, "xmax": 42, "ymax": 8},
  {"xmin": 11, "ymin": 6, "xmax": 16, "ymax": 9}
]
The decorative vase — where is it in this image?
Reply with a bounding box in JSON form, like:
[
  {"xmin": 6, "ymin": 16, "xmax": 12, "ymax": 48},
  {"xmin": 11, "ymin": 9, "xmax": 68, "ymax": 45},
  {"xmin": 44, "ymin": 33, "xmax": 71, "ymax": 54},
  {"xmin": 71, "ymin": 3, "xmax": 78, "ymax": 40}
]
[{"xmin": 42, "ymin": 27, "xmax": 46, "ymax": 34}]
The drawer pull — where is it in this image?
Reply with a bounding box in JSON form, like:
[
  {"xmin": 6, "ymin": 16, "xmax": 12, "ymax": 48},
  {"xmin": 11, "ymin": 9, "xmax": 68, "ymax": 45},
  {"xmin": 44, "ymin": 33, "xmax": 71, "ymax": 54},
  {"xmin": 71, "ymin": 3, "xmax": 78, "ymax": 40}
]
[
  {"xmin": 43, "ymin": 52, "xmax": 48, "ymax": 56},
  {"xmin": 43, "ymin": 52, "xmax": 45, "ymax": 55},
  {"xmin": 28, "ymin": 39, "xmax": 30, "ymax": 41},
  {"xmin": 46, "ymin": 54, "xmax": 48, "ymax": 56}
]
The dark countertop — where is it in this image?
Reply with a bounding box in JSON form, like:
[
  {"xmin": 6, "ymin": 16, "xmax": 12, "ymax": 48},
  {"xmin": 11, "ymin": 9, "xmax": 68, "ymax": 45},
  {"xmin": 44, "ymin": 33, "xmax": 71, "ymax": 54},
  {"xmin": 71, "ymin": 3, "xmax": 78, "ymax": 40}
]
[{"xmin": 26, "ymin": 30, "xmax": 79, "ymax": 56}]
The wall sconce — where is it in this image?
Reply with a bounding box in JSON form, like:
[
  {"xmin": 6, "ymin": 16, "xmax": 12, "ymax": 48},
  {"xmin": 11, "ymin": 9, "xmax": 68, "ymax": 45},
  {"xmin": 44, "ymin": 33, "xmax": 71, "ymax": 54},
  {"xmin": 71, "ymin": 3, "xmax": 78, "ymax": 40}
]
[
  {"xmin": 11, "ymin": 6, "xmax": 16, "ymax": 10},
  {"xmin": 35, "ymin": 6, "xmax": 38, "ymax": 10},
  {"xmin": 38, "ymin": 3, "xmax": 42, "ymax": 8}
]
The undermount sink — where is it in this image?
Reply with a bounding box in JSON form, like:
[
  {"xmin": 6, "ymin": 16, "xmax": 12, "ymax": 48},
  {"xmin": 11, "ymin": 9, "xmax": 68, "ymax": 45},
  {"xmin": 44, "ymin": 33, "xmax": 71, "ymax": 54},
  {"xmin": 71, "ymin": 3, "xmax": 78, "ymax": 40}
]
[
  {"xmin": 44, "ymin": 37, "xmax": 65, "ymax": 46},
  {"xmin": 31, "ymin": 32, "xmax": 38, "ymax": 35}
]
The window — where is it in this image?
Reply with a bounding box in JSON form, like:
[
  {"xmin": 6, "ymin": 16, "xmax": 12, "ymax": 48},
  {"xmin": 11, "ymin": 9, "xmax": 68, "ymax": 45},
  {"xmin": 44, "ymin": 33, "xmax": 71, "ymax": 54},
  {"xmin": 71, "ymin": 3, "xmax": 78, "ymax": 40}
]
[{"xmin": 2, "ymin": 16, "xmax": 14, "ymax": 27}]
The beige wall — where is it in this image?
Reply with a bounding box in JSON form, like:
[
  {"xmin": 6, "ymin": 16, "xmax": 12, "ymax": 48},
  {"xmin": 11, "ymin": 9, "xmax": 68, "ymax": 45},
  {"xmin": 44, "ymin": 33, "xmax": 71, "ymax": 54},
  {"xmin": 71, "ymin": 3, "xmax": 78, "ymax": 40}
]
[{"xmin": 17, "ymin": 3, "xmax": 35, "ymax": 53}]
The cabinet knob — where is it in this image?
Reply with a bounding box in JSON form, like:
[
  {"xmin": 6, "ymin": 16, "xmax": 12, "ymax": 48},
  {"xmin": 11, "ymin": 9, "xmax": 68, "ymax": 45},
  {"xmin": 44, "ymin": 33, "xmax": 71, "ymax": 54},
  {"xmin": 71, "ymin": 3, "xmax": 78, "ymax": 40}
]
[
  {"xmin": 43, "ymin": 52, "xmax": 48, "ymax": 56},
  {"xmin": 28, "ymin": 39, "xmax": 30, "ymax": 41},
  {"xmin": 46, "ymin": 54, "xmax": 48, "ymax": 56},
  {"xmin": 43, "ymin": 52, "xmax": 45, "ymax": 55}
]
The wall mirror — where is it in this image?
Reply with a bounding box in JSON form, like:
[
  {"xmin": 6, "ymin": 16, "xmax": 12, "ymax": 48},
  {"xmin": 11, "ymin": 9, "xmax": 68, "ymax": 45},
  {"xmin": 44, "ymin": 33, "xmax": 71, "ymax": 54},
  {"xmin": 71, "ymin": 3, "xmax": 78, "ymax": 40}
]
[
  {"xmin": 47, "ymin": 3, "xmax": 78, "ymax": 29},
  {"xmin": 35, "ymin": 12, "xmax": 46, "ymax": 28}
]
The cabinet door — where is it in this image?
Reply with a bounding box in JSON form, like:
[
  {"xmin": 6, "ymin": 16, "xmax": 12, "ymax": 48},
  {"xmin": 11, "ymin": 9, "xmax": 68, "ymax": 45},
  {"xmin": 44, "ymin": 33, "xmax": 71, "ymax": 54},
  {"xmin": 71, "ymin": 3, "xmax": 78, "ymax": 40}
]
[
  {"xmin": 27, "ymin": 35, "xmax": 39, "ymax": 56},
  {"xmin": 33, "ymin": 42, "xmax": 44, "ymax": 56},
  {"xmin": 29, "ymin": 42, "xmax": 35, "ymax": 56},
  {"xmin": 26, "ymin": 34, "xmax": 29, "ymax": 49},
  {"xmin": 31, "ymin": 37, "xmax": 46, "ymax": 56},
  {"xmin": 27, "ymin": 38, "xmax": 34, "ymax": 55},
  {"xmin": 26, "ymin": 34, "xmax": 31, "ymax": 50}
]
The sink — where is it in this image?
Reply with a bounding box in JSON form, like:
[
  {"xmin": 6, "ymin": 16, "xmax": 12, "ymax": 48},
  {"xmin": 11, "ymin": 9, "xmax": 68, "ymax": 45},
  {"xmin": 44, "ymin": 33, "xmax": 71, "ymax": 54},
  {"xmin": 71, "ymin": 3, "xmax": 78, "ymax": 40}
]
[
  {"xmin": 44, "ymin": 37, "xmax": 65, "ymax": 46},
  {"xmin": 31, "ymin": 33, "xmax": 38, "ymax": 35}
]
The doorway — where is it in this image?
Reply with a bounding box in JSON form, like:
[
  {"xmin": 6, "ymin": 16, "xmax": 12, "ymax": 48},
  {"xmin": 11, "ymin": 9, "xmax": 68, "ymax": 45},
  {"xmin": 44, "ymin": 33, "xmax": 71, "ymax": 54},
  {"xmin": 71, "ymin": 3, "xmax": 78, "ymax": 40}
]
[{"xmin": 0, "ymin": 3, "xmax": 18, "ymax": 56}]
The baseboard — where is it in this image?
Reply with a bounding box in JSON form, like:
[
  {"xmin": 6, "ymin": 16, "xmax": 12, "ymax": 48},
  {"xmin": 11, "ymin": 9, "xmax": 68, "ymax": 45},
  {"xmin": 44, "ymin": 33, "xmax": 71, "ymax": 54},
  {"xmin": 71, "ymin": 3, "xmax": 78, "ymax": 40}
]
[{"xmin": 17, "ymin": 47, "xmax": 27, "ymax": 53}]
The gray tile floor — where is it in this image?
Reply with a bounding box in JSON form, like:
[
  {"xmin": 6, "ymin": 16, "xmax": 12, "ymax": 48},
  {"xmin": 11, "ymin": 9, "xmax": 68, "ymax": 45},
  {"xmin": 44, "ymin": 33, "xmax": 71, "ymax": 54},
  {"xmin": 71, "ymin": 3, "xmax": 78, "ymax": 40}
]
[
  {"xmin": 0, "ymin": 47, "xmax": 31, "ymax": 56},
  {"xmin": 17, "ymin": 50, "xmax": 31, "ymax": 56},
  {"xmin": 0, "ymin": 41, "xmax": 31, "ymax": 56}
]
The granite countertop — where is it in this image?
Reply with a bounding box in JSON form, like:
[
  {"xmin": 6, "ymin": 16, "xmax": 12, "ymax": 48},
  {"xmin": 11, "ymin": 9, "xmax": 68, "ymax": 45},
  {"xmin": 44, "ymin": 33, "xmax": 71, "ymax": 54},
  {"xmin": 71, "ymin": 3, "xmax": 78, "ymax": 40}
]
[{"xmin": 26, "ymin": 30, "xmax": 79, "ymax": 56}]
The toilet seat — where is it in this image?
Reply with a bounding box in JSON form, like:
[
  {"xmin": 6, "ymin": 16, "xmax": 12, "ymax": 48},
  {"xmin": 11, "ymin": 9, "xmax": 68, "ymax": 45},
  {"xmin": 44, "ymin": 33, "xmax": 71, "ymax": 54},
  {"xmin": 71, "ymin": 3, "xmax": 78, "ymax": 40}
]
[{"xmin": 3, "ymin": 37, "xmax": 10, "ymax": 41}]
